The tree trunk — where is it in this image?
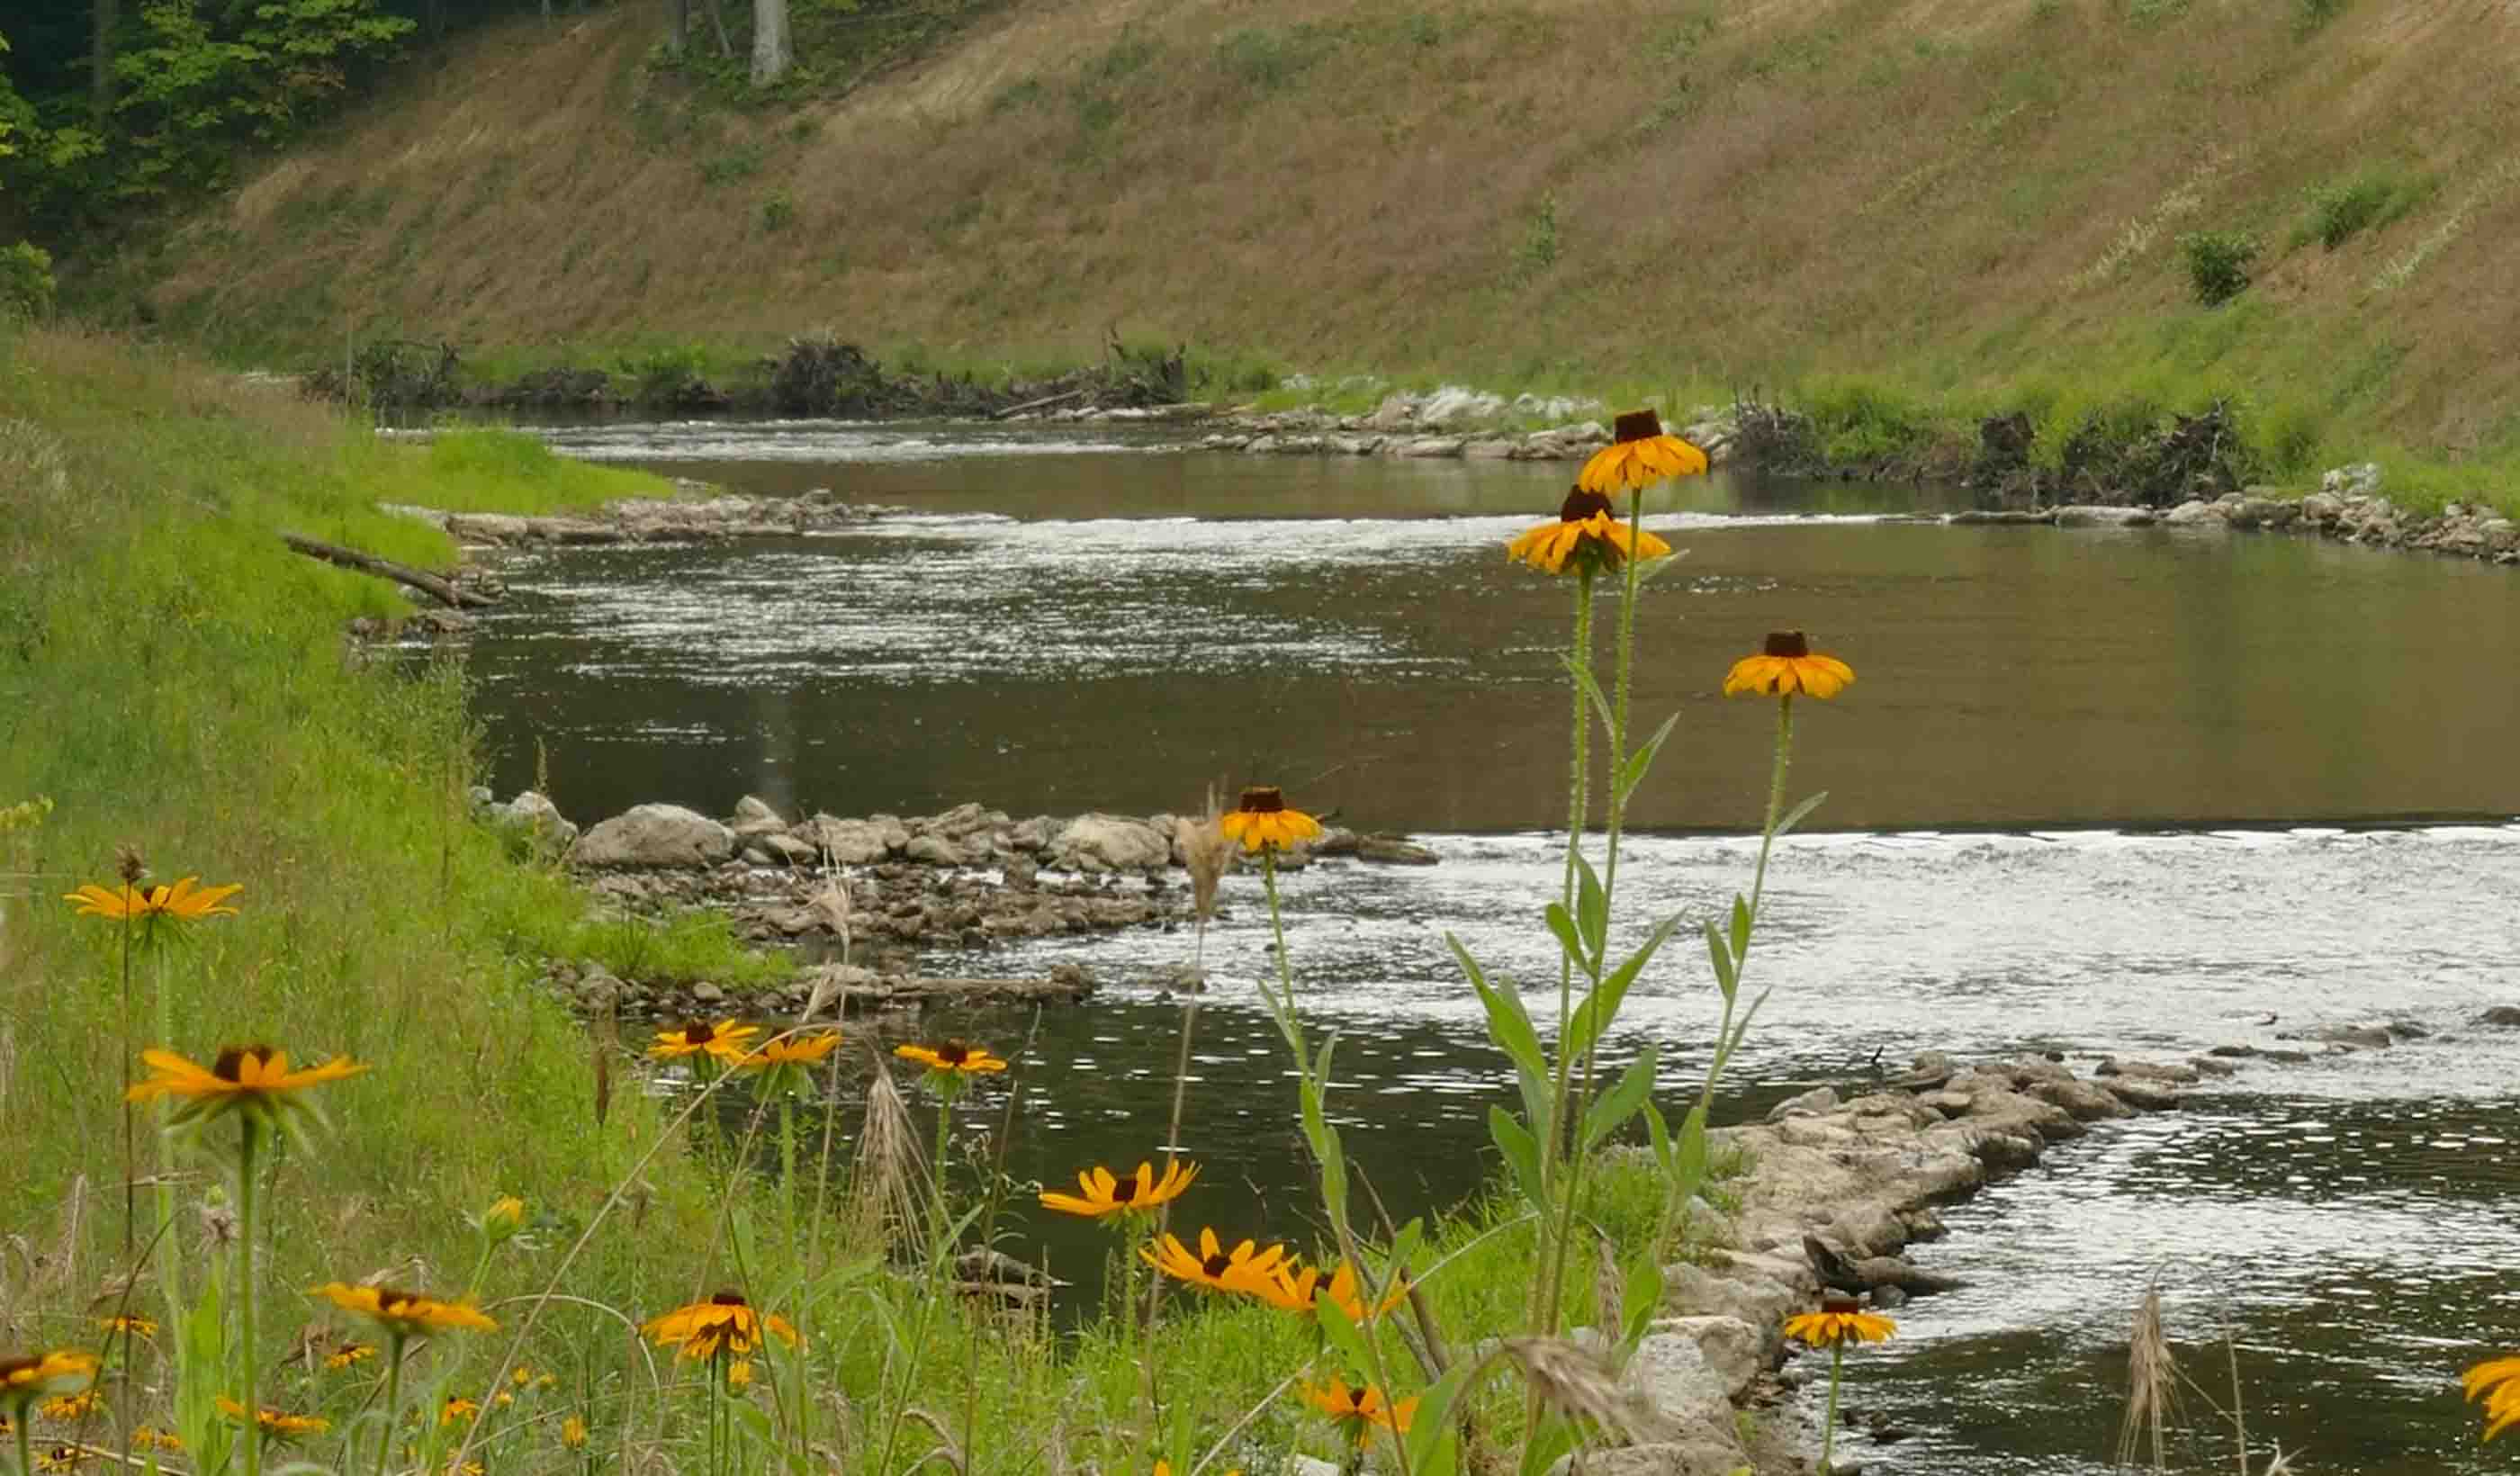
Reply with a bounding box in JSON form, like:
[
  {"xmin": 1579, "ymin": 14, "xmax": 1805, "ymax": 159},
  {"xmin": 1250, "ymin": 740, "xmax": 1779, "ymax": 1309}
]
[
  {"xmin": 92, "ymin": 0, "xmax": 117, "ymax": 122},
  {"xmin": 703, "ymin": 0, "xmax": 733, "ymax": 58},
  {"xmin": 661, "ymin": 0, "xmax": 687, "ymax": 55},
  {"xmin": 749, "ymin": 0, "xmax": 791, "ymax": 86}
]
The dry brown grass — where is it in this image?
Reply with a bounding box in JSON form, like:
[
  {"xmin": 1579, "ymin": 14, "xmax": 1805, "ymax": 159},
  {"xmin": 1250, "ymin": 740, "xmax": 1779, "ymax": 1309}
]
[{"xmin": 143, "ymin": 0, "xmax": 2520, "ymax": 447}]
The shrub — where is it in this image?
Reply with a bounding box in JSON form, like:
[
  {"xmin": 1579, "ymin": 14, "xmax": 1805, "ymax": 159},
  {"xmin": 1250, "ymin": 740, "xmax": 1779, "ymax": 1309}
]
[
  {"xmin": 760, "ymin": 188, "xmax": 796, "ymax": 232},
  {"xmin": 2294, "ymin": 0, "xmax": 2347, "ymax": 34},
  {"xmin": 0, "ymin": 240, "xmax": 55, "ymax": 320},
  {"xmin": 1510, "ymin": 193, "xmax": 1561, "ymax": 283},
  {"xmin": 2295, "ymin": 169, "xmax": 2429, "ymax": 249},
  {"xmin": 2178, "ymin": 230, "xmax": 2259, "ymax": 306},
  {"xmin": 613, "ymin": 343, "xmax": 713, "ymax": 406}
]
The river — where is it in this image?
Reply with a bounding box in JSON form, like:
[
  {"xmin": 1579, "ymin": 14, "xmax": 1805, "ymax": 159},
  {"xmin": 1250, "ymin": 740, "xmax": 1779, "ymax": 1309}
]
[{"xmin": 464, "ymin": 418, "xmax": 2520, "ymax": 1473}]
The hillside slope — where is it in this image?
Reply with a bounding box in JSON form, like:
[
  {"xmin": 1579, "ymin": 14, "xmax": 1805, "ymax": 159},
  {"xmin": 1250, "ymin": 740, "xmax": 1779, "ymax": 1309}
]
[{"xmin": 143, "ymin": 0, "xmax": 2520, "ymax": 455}]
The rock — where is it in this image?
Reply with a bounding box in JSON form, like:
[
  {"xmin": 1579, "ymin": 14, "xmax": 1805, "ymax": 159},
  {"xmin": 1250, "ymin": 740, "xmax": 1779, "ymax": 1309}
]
[
  {"xmin": 494, "ymin": 790, "xmax": 579, "ymax": 853},
  {"xmin": 2321, "ymin": 462, "xmax": 2383, "ymax": 500},
  {"xmin": 2056, "ymin": 505, "xmax": 2158, "ymax": 527},
  {"xmin": 1623, "ymin": 1332, "xmax": 1742, "ymax": 1438},
  {"xmin": 1399, "ymin": 436, "xmax": 1466, "ymax": 458},
  {"xmin": 1050, "ymin": 814, "xmax": 1172, "ymax": 872},
  {"xmin": 2164, "ymin": 499, "xmax": 2226, "ymax": 526},
  {"xmin": 2280, "ymin": 1022, "xmax": 2393, "ymax": 1050},
  {"xmin": 2299, "ymin": 490, "xmax": 2344, "ymax": 526},
  {"xmin": 570, "ymin": 804, "xmax": 736, "ymax": 868},
  {"xmin": 1355, "ymin": 834, "xmax": 1440, "ymax": 865},
  {"xmin": 730, "ymin": 795, "xmax": 788, "ymax": 838},
  {"xmin": 1872, "ymin": 1284, "xmax": 1908, "ymax": 1310},
  {"xmin": 1549, "ymin": 1444, "xmax": 1747, "ymax": 1476},
  {"xmin": 1647, "ymin": 1316, "xmax": 1762, "ymax": 1401},
  {"xmin": 1767, "ymin": 1085, "xmax": 1840, "ymax": 1122},
  {"xmin": 1462, "ymin": 437, "xmax": 1517, "ymax": 459},
  {"xmin": 1661, "ymin": 1259, "xmax": 1807, "ymax": 1345},
  {"xmin": 756, "ymin": 832, "xmax": 816, "ymax": 867},
  {"xmin": 798, "ymin": 814, "xmax": 907, "ymax": 865},
  {"xmin": 2026, "ymin": 1076, "xmax": 2135, "ymax": 1121},
  {"xmin": 2479, "ymin": 1006, "xmax": 2520, "ymax": 1027},
  {"xmin": 904, "ymin": 834, "xmax": 968, "ymax": 868},
  {"xmin": 2097, "ymin": 1057, "xmax": 2201, "ymax": 1084},
  {"xmin": 1365, "ymin": 394, "xmax": 1416, "ymax": 430},
  {"xmin": 2103, "ymin": 1077, "xmax": 2182, "ymax": 1111}
]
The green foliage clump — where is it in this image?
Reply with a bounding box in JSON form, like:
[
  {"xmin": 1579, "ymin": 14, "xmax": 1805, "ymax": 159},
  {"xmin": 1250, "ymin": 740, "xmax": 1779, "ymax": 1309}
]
[
  {"xmin": 0, "ymin": 239, "xmax": 56, "ymax": 319},
  {"xmin": 1214, "ymin": 26, "xmax": 1331, "ymax": 93},
  {"xmin": 1802, "ymin": 375, "xmax": 1940, "ymax": 464},
  {"xmin": 1510, "ymin": 193, "xmax": 1561, "ymax": 284},
  {"xmin": 613, "ymin": 342, "xmax": 713, "ymax": 405},
  {"xmin": 2294, "ymin": 0, "xmax": 2349, "ymax": 35},
  {"xmin": 2178, "ymin": 230, "xmax": 2260, "ymax": 306},
  {"xmin": 760, "ymin": 187, "xmax": 796, "ymax": 232},
  {"xmin": 2295, "ymin": 169, "xmax": 2431, "ymax": 249}
]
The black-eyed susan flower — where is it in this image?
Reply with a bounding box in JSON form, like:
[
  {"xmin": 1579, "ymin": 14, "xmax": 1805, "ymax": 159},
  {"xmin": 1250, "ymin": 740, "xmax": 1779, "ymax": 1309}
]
[
  {"xmin": 313, "ymin": 1282, "xmax": 500, "ymax": 1338},
  {"xmin": 1262, "ymin": 1260, "xmax": 1408, "ymax": 1322},
  {"xmin": 480, "ymin": 1195, "xmax": 526, "ymax": 1239},
  {"xmin": 741, "ymin": 1030, "xmax": 842, "ymax": 1070},
  {"xmin": 1152, "ymin": 1464, "xmax": 1241, "ymax": 1476},
  {"xmin": 1218, "ymin": 788, "xmax": 1323, "ymax": 854},
  {"xmin": 64, "ymin": 877, "xmax": 242, "ymax": 925},
  {"xmin": 125, "ymin": 1044, "xmax": 367, "ymax": 1132},
  {"xmin": 323, "ymin": 1343, "xmax": 376, "ymax": 1372},
  {"xmin": 1783, "ymin": 1296, "xmax": 1897, "ymax": 1349},
  {"xmin": 1140, "ymin": 1228, "xmax": 1287, "ymax": 1296},
  {"xmin": 1301, "ymin": 1376, "xmax": 1417, "ymax": 1445},
  {"xmin": 2467, "ymin": 1355, "xmax": 2520, "ymax": 1442},
  {"xmin": 508, "ymin": 1364, "xmax": 554, "ymax": 1390},
  {"xmin": 893, "ymin": 1040, "xmax": 1007, "ymax": 1076},
  {"xmin": 1, "ymin": 1353, "xmax": 98, "ymax": 1414},
  {"xmin": 219, "ymin": 1399, "xmax": 328, "ymax": 1440},
  {"xmin": 724, "ymin": 1360, "xmax": 752, "ymax": 1390},
  {"xmin": 1576, "ymin": 409, "xmax": 1709, "ymax": 495},
  {"xmin": 1724, "ymin": 630, "xmax": 1855, "ymax": 700},
  {"xmin": 93, "ymin": 1315, "xmax": 153, "ymax": 1344},
  {"xmin": 33, "ymin": 1444, "xmax": 81, "ymax": 1472},
  {"xmin": 562, "ymin": 1415, "xmax": 589, "ymax": 1450},
  {"xmin": 131, "ymin": 1426, "xmax": 182, "ymax": 1453},
  {"xmin": 446, "ymin": 1462, "xmax": 483, "ymax": 1476},
  {"xmin": 642, "ymin": 1292, "xmax": 800, "ymax": 1363},
  {"xmin": 1040, "ymin": 1160, "xmax": 1198, "ymax": 1220},
  {"xmin": 1507, "ymin": 486, "xmax": 1674, "ymax": 577},
  {"xmin": 438, "ymin": 1396, "xmax": 480, "ymax": 1427},
  {"xmin": 36, "ymin": 1390, "xmax": 99, "ymax": 1421},
  {"xmin": 649, "ymin": 1020, "xmax": 759, "ymax": 1063}
]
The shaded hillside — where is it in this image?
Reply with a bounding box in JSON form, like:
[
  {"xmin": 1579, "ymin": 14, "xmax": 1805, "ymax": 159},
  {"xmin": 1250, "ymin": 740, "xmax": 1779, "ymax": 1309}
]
[{"xmin": 140, "ymin": 0, "xmax": 2520, "ymax": 456}]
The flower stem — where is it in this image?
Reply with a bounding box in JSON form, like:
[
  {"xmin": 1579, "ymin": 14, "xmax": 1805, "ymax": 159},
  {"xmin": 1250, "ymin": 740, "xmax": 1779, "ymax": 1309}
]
[
  {"xmin": 375, "ymin": 1335, "xmax": 406, "ymax": 1476},
  {"xmin": 1750, "ymin": 696, "xmax": 1795, "ymax": 920},
  {"xmin": 778, "ymin": 1099, "xmax": 798, "ymax": 1244},
  {"xmin": 932, "ymin": 1096, "xmax": 953, "ymax": 1252},
  {"xmin": 237, "ymin": 1118, "xmax": 263, "ymax": 1476},
  {"xmin": 1534, "ymin": 567, "xmax": 1596, "ymax": 1335},
  {"xmin": 1257, "ymin": 851, "xmax": 1306, "ymax": 1060},
  {"xmin": 18, "ymin": 1404, "xmax": 35, "ymax": 1476},
  {"xmin": 1820, "ymin": 1341, "xmax": 1844, "ymax": 1474}
]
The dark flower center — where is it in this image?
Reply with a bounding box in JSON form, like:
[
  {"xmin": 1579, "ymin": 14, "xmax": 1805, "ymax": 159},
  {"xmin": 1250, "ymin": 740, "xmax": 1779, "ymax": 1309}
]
[
  {"xmin": 1763, "ymin": 631, "xmax": 1812, "ymax": 659},
  {"xmin": 1342, "ymin": 1387, "xmax": 1368, "ymax": 1410},
  {"xmin": 1820, "ymin": 1292, "xmax": 1861, "ymax": 1317},
  {"xmin": 709, "ymin": 1291, "xmax": 750, "ymax": 1307},
  {"xmin": 212, "ymin": 1044, "xmax": 275, "ymax": 1082},
  {"xmin": 1202, "ymin": 1253, "xmax": 1232, "ymax": 1277},
  {"xmin": 936, "ymin": 1040, "xmax": 971, "ymax": 1065},
  {"xmin": 1612, "ymin": 409, "xmax": 1667, "ymax": 444},
  {"xmin": 374, "ymin": 1288, "xmax": 422, "ymax": 1313},
  {"xmin": 1558, "ymin": 487, "xmax": 1616, "ymax": 523},
  {"xmin": 0, "ymin": 1355, "xmax": 36, "ymax": 1381},
  {"xmin": 685, "ymin": 1022, "xmax": 716, "ymax": 1045},
  {"xmin": 1236, "ymin": 787, "xmax": 1285, "ymax": 814},
  {"xmin": 1111, "ymin": 1178, "xmax": 1138, "ymax": 1203}
]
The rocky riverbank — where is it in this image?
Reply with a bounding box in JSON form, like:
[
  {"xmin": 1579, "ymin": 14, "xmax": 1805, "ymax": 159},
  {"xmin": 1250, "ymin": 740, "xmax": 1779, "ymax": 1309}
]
[{"xmin": 476, "ymin": 789, "xmax": 1438, "ymax": 1022}]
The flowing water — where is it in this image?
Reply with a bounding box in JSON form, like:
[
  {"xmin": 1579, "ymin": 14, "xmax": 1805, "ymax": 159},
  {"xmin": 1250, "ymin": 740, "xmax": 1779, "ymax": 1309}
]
[{"xmin": 465, "ymin": 418, "xmax": 2520, "ymax": 1472}]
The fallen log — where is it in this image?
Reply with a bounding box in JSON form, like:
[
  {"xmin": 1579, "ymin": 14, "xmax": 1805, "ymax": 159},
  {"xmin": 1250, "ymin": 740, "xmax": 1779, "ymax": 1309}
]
[
  {"xmin": 989, "ymin": 387, "xmax": 1088, "ymax": 421},
  {"xmin": 283, "ymin": 532, "xmax": 495, "ymax": 609}
]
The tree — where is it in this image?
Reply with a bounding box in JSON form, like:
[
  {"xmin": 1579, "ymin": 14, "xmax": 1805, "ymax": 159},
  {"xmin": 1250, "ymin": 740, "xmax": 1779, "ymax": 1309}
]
[
  {"xmin": 660, "ymin": 0, "xmax": 685, "ymax": 56},
  {"xmin": 749, "ymin": 0, "xmax": 788, "ymax": 85},
  {"xmin": 92, "ymin": 0, "xmax": 117, "ymax": 121}
]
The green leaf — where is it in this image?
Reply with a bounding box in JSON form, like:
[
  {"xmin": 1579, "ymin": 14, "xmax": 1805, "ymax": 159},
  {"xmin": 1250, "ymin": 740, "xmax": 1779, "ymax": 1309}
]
[
  {"xmin": 1516, "ymin": 1414, "xmax": 1579, "ymax": 1476},
  {"xmin": 1451, "ymin": 933, "xmax": 1553, "ymax": 1126},
  {"xmin": 1402, "ymin": 1352, "xmax": 1489, "ymax": 1472},
  {"xmin": 1728, "ymin": 893, "xmax": 1752, "ymax": 958},
  {"xmin": 1580, "ymin": 1045, "xmax": 1658, "ymax": 1151},
  {"xmin": 1671, "ymin": 1102, "xmax": 1710, "ymax": 1207},
  {"xmin": 1565, "ymin": 656, "xmax": 1616, "ymax": 741},
  {"xmin": 1490, "ymin": 1106, "xmax": 1546, "ymax": 1212},
  {"xmin": 1643, "ymin": 1099, "xmax": 1674, "ymax": 1177},
  {"xmin": 1703, "ymin": 919, "xmax": 1737, "ymax": 1004},
  {"xmin": 1543, "ymin": 902, "xmax": 1589, "ymax": 976},
  {"xmin": 1775, "ymin": 790, "xmax": 1828, "ymax": 839},
  {"xmin": 1315, "ymin": 1286, "xmax": 1374, "ymax": 1374},
  {"xmin": 1615, "ymin": 711, "xmax": 1683, "ymax": 805},
  {"xmin": 1618, "ymin": 1246, "xmax": 1665, "ymax": 1357},
  {"xmin": 1301, "ymin": 1072, "xmax": 1350, "ymax": 1223},
  {"xmin": 1567, "ymin": 913, "xmax": 1679, "ymax": 1060},
  {"xmin": 1574, "ymin": 849, "xmax": 1607, "ymax": 958}
]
